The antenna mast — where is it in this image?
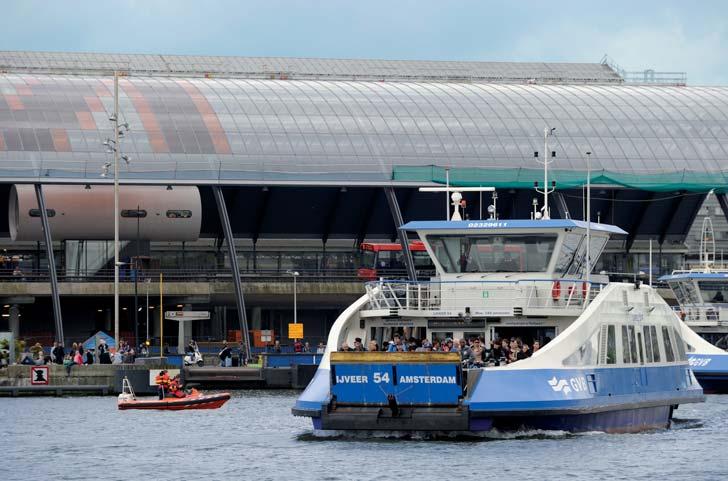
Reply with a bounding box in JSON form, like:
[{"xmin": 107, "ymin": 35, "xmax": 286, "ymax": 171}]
[{"xmin": 534, "ymin": 127, "xmax": 557, "ymax": 219}]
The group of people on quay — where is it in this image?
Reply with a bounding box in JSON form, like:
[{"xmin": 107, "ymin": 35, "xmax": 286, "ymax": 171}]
[
  {"xmin": 11, "ymin": 338, "xmax": 142, "ymax": 369},
  {"xmin": 338, "ymin": 335, "xmax": 544, "ymax": 367}
]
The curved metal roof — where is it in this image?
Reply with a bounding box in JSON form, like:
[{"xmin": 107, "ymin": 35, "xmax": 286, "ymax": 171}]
[
  {"xmin": 0, "ymin": 51, "xmax": 622, "ymax": 84},
  {"xmin": 1, "ymin": 73, "xmax": 727, "ymax": 186}
]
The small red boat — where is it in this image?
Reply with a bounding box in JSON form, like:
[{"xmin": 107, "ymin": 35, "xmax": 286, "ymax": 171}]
[{"xmin": 117, "ymin": 377, "xmax": 230, "ymax": 411}]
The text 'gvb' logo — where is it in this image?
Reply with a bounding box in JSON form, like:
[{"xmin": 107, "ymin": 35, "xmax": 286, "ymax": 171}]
[{"xmin": 548, "ymin": 376, "xmax": 571, "ymax": 395}]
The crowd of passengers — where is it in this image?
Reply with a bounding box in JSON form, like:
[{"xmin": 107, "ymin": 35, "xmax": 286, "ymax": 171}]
[{"xmin": 339, "ymin": 335, "xmax": 546, "ymax": 367}]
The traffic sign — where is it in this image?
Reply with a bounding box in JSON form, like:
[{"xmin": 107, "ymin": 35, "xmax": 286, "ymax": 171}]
[
  {"xmin": 288, "ymin": 323, "xmax": 304, "ymax": 339},
  {"xmin": 30, "ymin": 365, "xmax": 49, "ymax": 385},
  {"xmin": 165, "ymin": 311, "xmax": 210, "ymax": 321}
]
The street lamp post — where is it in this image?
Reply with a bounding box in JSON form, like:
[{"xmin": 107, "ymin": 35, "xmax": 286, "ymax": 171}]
[
  {"xmin": 113, "ymin": 72, "xmax": 120, "ymax": 349},
  {"xmin": 102, "ymin": 70, "xmax": 130, "ymax": 350}
]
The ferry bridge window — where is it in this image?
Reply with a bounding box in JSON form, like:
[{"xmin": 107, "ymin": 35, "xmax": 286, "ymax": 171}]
[
  {"xmin": 28, "ymin": 208, "xmax": 56, "ymax": 217},
  {"xmin": 662, "ymin": 326, "xmax": 676, "ymax": 362},
  {"xmin": 166, "ymin": 209, "xmax": 192, "ymax": 218},
  {"xmin": 697, "ymin": 281, "xmax": 728, "ymax": 303},
  {"xmin": 427, "ymin": 234, "xmax": 556, "ymax": 273}
]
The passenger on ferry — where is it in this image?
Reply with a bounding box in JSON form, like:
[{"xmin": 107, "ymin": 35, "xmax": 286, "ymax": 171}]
[
  {"xmin": 468, "ymin": 338, "xmax": 486, "ymax": 367},
  {"xmin": 432, "ymin": 340, "xmax": 441, "ymax": 352},
  {"xmin": 532, "ymin": 340, "xmax": 541, "ymax": 353},
  {"xmin": 517, "ymin": 343, "xmax": 530, "ymax": 360},
  {"xmin": 316, "ymin": 342, "xmax": 326, "ymax": 354},
  {"xmin": 500, "ymin": 339, "xmax": 510, "ymax": 361},
  {"xmin": 459, "ymin": 339, "xmax": 471, "ymax": 361},
  {"xmin": 387, "ymin": 334, "xmax": 404, "ymax": 352},
  {"xmin": 368, "ymin": 340, "xmax": 379, "ymax": 352},
  {"xmin": 353, "ymin": 338, "xmax": 365, "ymax": 351},
  {"xmin": 340, "ymin": 342, "xmax": 353, "ymax": 352},
  {"xmin": 446, "ymin": 338, "xmax": 457, "ymax": 352}
]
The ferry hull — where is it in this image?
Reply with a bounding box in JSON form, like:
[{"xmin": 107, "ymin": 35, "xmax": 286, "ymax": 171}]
[
  {"xmin": 294, "ymin": 365, "xmax": 703, "ymax": 434},
  {"xmin": 305, "ymin": 405, "xmax": 673, "ymax": 434}
]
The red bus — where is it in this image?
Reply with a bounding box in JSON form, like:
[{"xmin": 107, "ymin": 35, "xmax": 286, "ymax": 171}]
[{"xmin": 358, "ymin": 241, "xmax": 434, "ymax": 279}]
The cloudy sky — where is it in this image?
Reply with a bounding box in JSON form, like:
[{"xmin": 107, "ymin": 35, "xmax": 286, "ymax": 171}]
[{"xmin": 1, "ymin": 0, "xmax": 726, "ymax": 85}]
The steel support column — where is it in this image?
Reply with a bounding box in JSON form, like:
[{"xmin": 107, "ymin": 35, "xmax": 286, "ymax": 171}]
[
  {"xmin": 34, "ymin": 184, "xmax": 64, "ymax": 346},
  {"xmin": 384, "ymin": 187, "xmax": 416, "ymax": 281},
  {"xmin": 212, "ymin": 186, "xmax": 251, "ymax": 359}
]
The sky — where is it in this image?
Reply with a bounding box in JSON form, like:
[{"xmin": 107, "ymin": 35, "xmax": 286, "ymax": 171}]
[{"xmin": 1, "ymin": 0, "xmax": 726, "ymax": 85}]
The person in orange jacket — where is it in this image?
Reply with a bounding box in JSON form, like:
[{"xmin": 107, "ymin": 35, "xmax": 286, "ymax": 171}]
[
  {"xmin": 154, "ymin": 370, "xmax": 170, "ymax": 399},
  {"xmin": 168, "ymin": 375, "xmax": 186, "ymax": 398}
]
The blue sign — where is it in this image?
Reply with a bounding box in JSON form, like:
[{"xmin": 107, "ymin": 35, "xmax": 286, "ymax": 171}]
[{"xmin": 331, "ymin": 363, "xmax": 462, "ymax": 405}]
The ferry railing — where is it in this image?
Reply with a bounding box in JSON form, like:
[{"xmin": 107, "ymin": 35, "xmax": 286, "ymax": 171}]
[
  {"xmin": 364, "ymin": 279, "xmax": 603, "ymax": 313},
  {"xmin": 672, "ymin": 305, "xmax": 728, "ymax": 326}
]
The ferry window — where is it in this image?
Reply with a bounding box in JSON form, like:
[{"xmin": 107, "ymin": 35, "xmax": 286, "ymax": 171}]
[
  {"xmin": 637, "ymin": 331, "xmax": 645, "ymax": 365},
  {"xmin": 166, "ymin": 210, "xmax": 192, "ymax": 218},
  {"xmin": 662, "ymin": 326, "xmax": 676, "ymax": 362},
  {"xmin": 643, "ymin": 326, "xmax": 654, "ymax": 363},
  {"xmin": 121, "ymin": 209, "xmax": 147, "ymax": 218},
  {"xmin": 621, "ymin": 325, "xmax": 633, "ymax": 363},
  {"xmin": 28, "ymin": 208, "xmax": 56, "ymax": 217},
  {"xmin": 627, "ymin": 326, "xmax": 638, "ymax": 364},
  {"xmin": 427, "ymin": 234, "xmax": 556, "ymax": 273},
  {"xmin": 673, "ymin": 327, "xmax": 687, "ymax": 361},
  {"xmin": 606, "ymin": 325, "xmax": 616, "ymax": 364},
  {"xmin": 697, "ymin": 281, "xmax": 728, "ymax": 303},
  {"xmin": 564, "ymin": 326, "xmax": 600, "ymax": 366},
  {"xmin": 650, "ymin": 326, "xmax": 661, "ymax": 362},
  {"xmin": 554, "ymin": 233, "xmax": 582, "ymax": 274}
]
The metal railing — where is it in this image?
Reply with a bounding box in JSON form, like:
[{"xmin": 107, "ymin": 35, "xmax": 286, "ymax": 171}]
[
  {"xmin": 364, "ymin": 278, "xmax": 602, "ymax": 313},
  {"xmin": 673, "ymin": 305, "xmax": 728, "ymax": 326},
  {"xmin": 0, "ymin": 267, "xmax": 367, "ymax": 283}
]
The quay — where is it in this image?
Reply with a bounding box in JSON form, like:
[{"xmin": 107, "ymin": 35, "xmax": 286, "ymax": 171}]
[{"xmin": 0, "ymin": 353, "xmax": 319, "ymax": 396}]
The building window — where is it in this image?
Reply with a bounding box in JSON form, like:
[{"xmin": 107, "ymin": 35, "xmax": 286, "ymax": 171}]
[
  {"xmin": 28, "ymin": 208, "xmax": 56, "ymax": 217},
  {"xmin": 166, "ymin": 210, "xmax": 192, "ymax": 219},
  {"xmin": 121, "ymin": 209, "xmax": 147, "ymax": 218}
]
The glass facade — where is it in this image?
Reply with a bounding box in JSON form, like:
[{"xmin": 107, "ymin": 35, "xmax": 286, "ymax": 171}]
[{"xmin": 1, "ymin": 73, "xmax": 728, "ymax": 183}]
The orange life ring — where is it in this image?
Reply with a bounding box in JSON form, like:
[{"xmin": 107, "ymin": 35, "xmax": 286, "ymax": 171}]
[{"xmin": 551, "ymin": 281, "xmax": 561, "ymax": 301}]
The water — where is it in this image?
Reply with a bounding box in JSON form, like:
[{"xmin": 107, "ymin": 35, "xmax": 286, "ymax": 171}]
[{"xmin": 2, "ymin": 392, "xmax": 728, "ymax": 481}]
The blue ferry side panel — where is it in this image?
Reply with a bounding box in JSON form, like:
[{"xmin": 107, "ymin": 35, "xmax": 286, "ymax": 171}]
[
  {"xmin": 330, "ymin": 363, "xmax": 461, "ymax": 405},
  {"xmin": 466, "ymin": 365, "xmax": 702, "ymax": 414},
  {"xmin": 689, "ymin": 353, "xmax": 728, "ymax": 393}
]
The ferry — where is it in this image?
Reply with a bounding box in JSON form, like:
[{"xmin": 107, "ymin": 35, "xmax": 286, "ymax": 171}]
[
  {"xmin": 293, "ymin": 192, "xmax": 704, "ymax": 434},
  {"xmin": 659, "ymin": 218, "xmax": 728, "ymax": 393}
]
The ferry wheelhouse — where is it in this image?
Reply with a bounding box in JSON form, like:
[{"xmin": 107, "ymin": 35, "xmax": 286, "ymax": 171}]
[{"xmin": 294, "ymin": 214, "xmax": 703, "ymax": 433}]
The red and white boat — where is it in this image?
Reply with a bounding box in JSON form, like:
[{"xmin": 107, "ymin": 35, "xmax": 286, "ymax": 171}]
[{"xmin": 117, "ymin": 377, "xmax": 230, "ymax": 410}]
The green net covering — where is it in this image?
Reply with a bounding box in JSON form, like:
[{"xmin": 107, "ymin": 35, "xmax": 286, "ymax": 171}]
[{"xmin": 393, "ymin": 166, "xmax": 728, "ymax": 193}]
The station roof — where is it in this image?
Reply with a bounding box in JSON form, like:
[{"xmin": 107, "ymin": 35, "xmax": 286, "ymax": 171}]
[
  {"xmin": 0, "ymin": 50, "xmax": 623, "ymax": 84},
  {"xmin": 0, "ymin": 60, "xmax": 726, "ymax": 189}
]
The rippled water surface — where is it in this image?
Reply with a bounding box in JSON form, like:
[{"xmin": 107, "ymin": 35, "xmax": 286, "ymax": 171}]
[{"xmin": 3, "ymin": 392, "xmax": 728, "ymax": 480}]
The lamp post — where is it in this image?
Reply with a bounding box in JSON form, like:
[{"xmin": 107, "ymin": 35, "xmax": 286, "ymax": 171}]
[
  {"xmin": 286, "ymin": 269, "xmax": 300, "ymax": 328},
  {"xmin": 586, "ymin": 151, "xmax": 592, "ymax": 288},
  {"xmin": 102, "ymin": 71, "xmax": 130, "ymax": 350}
]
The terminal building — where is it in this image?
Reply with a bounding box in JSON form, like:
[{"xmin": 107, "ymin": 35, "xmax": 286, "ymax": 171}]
[{"xmin": 1, "ymin": 51, "xmax": 727, "ymax": 349}]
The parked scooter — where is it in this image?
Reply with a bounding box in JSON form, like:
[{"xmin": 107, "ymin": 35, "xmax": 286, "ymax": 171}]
[{"xmin": 184, "ymin": 348, "xmax": 204, "ymax": 367}]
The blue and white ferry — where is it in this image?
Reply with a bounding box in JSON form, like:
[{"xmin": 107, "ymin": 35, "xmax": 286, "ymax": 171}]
[
  {"xmin": 293, "ymin": 196, "xmax": 704, "ymax": 434},
  {"xmin": 658, "ymin": 216, "xmax": 728, "ymax": 393}
]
